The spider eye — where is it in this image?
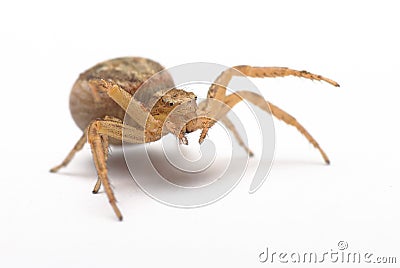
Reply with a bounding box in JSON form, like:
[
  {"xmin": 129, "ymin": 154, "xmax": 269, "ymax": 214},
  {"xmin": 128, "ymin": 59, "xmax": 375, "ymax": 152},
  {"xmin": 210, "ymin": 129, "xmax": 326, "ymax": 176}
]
[
  {"xmin": 169, "ymin": 102, "xmax": 174, "ymax": 106},
  {"xmin": 194, "ymin": 96, "xmax": 197, "ymax": 100}
]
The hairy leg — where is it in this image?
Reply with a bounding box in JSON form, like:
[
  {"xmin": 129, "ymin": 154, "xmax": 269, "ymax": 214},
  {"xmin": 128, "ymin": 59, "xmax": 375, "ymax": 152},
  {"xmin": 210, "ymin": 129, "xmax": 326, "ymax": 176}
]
[
  {"xmin": 92, "ymin": 116, "xmax": 120, "ymax": 194},
  {"xmin": 50, "ymin": 128, "xmax": 88, "ymax": 172},
  {"xmin": 220, "ymin": 116, "xmax": 254, "ymax": 156},
  {"xmin": 89, "ymin": 79, "xmax": 160, "ymax": 130},
  {"xmin": 87, "ymin": 119, "xmax": 122, "ymax": 220},
  {"xmin": 199, "ymin": 65, "xmax": 339, "ymax": 143},
  {"xmin": 207, "ymin": 65, "xmax": 339, "ymax": 101},
  {"xmin": 88, "ymin": 116, "xmax": 156, "ymax": 220},
  {"xmin": 91, "ymin": 134, "xmax": 108, "ymax": 194},
  {"xmin": 51, "ymin": 116, "xmax": 152, "ymax": 220},
  {"xmin": 223, "ymin": 91, "xmax": 330, "ymax": 164}
]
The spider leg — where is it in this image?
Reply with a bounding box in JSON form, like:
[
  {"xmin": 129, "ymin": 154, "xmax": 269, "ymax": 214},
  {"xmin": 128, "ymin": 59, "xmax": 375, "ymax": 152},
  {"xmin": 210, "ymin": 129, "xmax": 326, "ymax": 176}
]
[
  {"xmin": 49, "ymin": 116, "xmax": 119, "ymax": 174},
  {"xmin": 50, "ymin": 128, "xmax": 88, "ymax": 173},
  {"xmin": 233, "ymin": 66, "xmax": 339, "ymax": 86},
  {"xmin": 89, "ymin": 79, "xmax": 160, "ymax": 130},
  {"xmin": 222, "ymin": 91, "xmax": 330, "ymax": 164},
  {"xmin": 220, "ymin": 116, "xmax": 254, "ymax": 156},
  {"xmin": 207, "ymin": 65, "xmax": 339, "ymax": 101},
  {"xmin": 87, "ymin": 119, "xmax": 122, "ymax": 220},
  {"xmin": 200, "ymin": 65, "xmax": 339, "ymax": 143},
  {"xmin": 51, "ymin": 79, "xmax": 162, "ymax": 175},
  {"xmin": 52, "ymin": 115, "xmax": 155, "ymax": 220},
  {"xmin": 91, "ymin": 134, "xmax": 108, "ymax": 194},
  {"xmin": 87, "ymin": 116, "xmax": 156, "ymax": 220},
  {"xmin": 92, "ymin": 116, "xmax": 119, "ymax": 194}
]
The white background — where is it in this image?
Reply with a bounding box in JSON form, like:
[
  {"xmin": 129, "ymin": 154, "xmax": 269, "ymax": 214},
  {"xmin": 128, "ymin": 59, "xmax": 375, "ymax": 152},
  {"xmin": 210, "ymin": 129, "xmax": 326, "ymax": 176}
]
[{"xmin": 1, "ymin": 1, "xmax": 399, "ymax": 267}]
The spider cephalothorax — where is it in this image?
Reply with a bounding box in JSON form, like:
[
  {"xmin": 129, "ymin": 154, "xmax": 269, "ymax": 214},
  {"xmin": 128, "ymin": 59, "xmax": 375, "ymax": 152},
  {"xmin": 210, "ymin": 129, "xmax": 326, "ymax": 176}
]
[
  {"xmin": 149, "ymin": 88, "xmax": 200, "ymax": 144},
  {"xmin": 51, "ymin": 57, "xmax": 339, "ymax": 220},
  {"xmin": 151, "ymin": 89, "xmax": 198, "ymax": 126}
]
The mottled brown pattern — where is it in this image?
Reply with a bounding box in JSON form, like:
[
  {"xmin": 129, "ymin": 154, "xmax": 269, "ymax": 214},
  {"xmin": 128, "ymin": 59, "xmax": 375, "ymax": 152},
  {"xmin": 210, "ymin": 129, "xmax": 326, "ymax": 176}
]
[
  {"xmin": 52, "ymin": 57, "xmax": 339, "ymax": 220},
  {"xmin": 70, "ymin": 57, "xmax": 174, "ymax": 136}
]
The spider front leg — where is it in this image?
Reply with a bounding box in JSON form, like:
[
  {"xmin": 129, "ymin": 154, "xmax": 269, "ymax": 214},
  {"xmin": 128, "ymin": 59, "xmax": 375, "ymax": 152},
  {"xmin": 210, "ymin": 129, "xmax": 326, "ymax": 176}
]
[
  {"xmin": 52, "ymin": 116, "xmax": 154, "ymax": 221},
  {"xmin": 207, "ymin": 65, "xmax": 339, "ymax": 101},
  {"xmin": 88, "ymin": 117, "xmax": 156, "ymax": 220},
  {"xmin": 90, "ymin": 79, "xmax": 160, "ymax": 130},
  {"xmin": 92, "ymin": 116, "xmax": 112, "ymax": 194},
  {"xmin": 50, "ymin": 128, "xmax": 88, "ymax": 173},
  {"xmin": 51, "ymin": 80, "xmax": 159, "ymax": 173},
  {"xmin": 194, "ymin": 98, "xmax": 254, "ymax": 157},
  {"xmin": 219, "ymin": 116, "xmax": 254, "ymax": 156},
  {"xmin": 201, "ymin": 64, "xmax": 339, "ymax": 127},
  {"xmin": 198, "ymin": 65, "xmax": 338, "ymax": 161},
  {"xmin": 87, "ymin": 119, "xmax": 122, "ymax": 220},
  {"xmin": 223, "ymin": 91, "xmax": 330, "ymax": 164}
]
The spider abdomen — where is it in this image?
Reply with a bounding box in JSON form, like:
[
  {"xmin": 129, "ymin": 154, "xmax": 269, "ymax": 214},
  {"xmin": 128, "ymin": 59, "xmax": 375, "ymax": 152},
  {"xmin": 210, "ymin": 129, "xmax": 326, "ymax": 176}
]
[{"xmin": 69, "ymin": 57, "xmax": 175, "ymax": 140}]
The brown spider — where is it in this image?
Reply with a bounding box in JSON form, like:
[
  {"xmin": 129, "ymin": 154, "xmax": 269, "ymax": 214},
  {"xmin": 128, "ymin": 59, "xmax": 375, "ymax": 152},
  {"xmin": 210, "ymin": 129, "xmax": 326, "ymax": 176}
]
[{"xmin": 50, "ymin": 57, "xmax": 339, "ymax": 220}]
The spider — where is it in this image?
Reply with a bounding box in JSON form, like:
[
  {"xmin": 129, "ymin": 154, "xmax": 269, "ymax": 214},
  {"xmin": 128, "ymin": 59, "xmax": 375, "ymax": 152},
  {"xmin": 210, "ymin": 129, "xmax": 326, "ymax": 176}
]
[{"xmin": 50, "ymin": 57, "xmax": 339, "ymax": 220}]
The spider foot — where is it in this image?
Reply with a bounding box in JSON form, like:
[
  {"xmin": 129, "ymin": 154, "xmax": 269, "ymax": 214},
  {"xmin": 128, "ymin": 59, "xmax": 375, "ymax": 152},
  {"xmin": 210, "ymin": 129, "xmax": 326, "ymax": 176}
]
[
  {"xmin": 179, "ymin": 134, "xmax": 188, "ymax": 145},
  {"xmin": 199, "ymin": 128, "xmax": 208, "ymax": 144}
]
